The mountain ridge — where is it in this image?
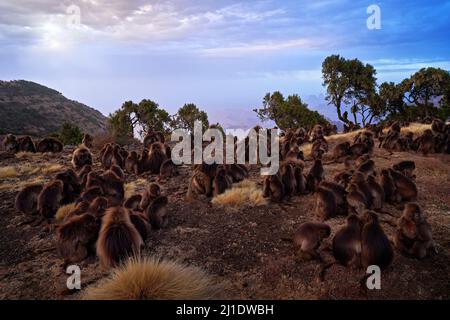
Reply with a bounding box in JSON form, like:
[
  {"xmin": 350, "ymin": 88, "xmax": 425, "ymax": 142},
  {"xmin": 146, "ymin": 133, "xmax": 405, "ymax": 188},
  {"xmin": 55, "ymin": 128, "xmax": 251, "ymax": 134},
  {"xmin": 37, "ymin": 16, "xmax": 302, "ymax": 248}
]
[{"xmin": 0, "ymin": 80, "xmax": 107, "ymax": 136}]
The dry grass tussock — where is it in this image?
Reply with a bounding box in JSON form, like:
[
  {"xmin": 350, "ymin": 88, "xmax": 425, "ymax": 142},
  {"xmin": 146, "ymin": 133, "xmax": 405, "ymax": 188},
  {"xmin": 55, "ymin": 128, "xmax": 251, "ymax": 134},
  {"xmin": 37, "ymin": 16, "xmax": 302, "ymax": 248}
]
[
  {"xmin": 0, "ymin": 166, "xmax": 20, "ymax": 179},
  {"xmin": 211, "ymin": 179, "xmax": 267, "ymax": 207},
  {"xmin": 55, "ymin": 203, "xmax": 77, "ymax": 222},
  {"xmin": 82, "ymin": 256, "xmax": 219, "ymax": 300},
  {"xmin": 15, "ymin": 151, "xmax": 42, "ymax": 159},
  {"xmin": 40, "ymin": 164, "xmax": 64, "ymax": 175}
]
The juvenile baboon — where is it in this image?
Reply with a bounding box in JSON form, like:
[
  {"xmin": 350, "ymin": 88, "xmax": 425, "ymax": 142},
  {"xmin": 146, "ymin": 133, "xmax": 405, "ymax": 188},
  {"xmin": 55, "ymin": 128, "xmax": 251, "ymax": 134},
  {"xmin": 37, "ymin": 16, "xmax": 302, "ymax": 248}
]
[
  {"xmin": 72, "ymin": 146, "xmax": 93, "ymax": 170},
  {"xmin": 393, "ymin": 160, "xmax": 416, "ymax": 180},
  {"xmin": 140, "ymin": 183, "xmax": 161, "ymax": 210},
  {"xmin": 125, "ymin": 151, "xmax": 140, "ymax": 175},
  {"xmin": 388, "ymin": 168, "xmax": 418, "ymax": 202},
  {"xmin": 293, "ymin": 222, "xmax": 331, "ymax": 261},
  {"xmin": 280, "ymin": 163, "xmax": 296, "ymax": 197},
  {"xmin": 394, "ymin": 203, "xmax": 436, "ymax": 259},
  {"xmin": 15, "ymin": 184, "xmax": 43, "ymax": 214},
  {"xmin": 262, "ymin": 174, "xmax": 284, "ymax": 202},
  {"xmin": 160, "ymin": 159, "xmax": 179, "ymax": 178},
  {"xmin": 147, "ymin": 142, "xmax": 168, "ymax": 174},
  {"xmin": 3, "ymin": 134, "xmax": 18, "ymax": 152},
  {"xmin": 306, "ymin": 160, "xmax": 324, "ymax": 192},
  {"xmin": 96, "ymin": 207, "xmax": 143, "ymax": 268},
  {"xmin": 37, "ymin": 180, "xmax": 64, "ymax": 220},
  {"xmin": 55, "ymin": 169, "xmax": 81, "ymax": 204},
  {"xmin": 315, "ymin": 186, "xmax": 337, "ymax": 220},
  {"xmin": 56, "ymin": 213, "xmax": 100, "ymax": 266},
  {"xmin": 37, "ymin": 137, "xmax": 63, "ymax": 153},
  {"xmin": 187, "ymin": 170, "xmax": 212, "ymax": 199},
  {"xmin": 82, "ymin": 134, "xmax": 93, "ymax": 148},
  {"xmin": 213, "ymin": 166, "xmax": 231, "ymax": 197},
  {"xmin": 18, "ymin": 136, "xmax": 36, "ymax": 153},
  {"xmin": 366, "ymin": 175, "xmax": 385, "ymax": 210},
  {"xmin": 146, "ymin": 196, "xmax": 169, "ymax": 229},
  {"xmin": 332, "ymin": 214, "xmax": 363, "ymax": 267},
  {"xmin": 124, "ymin": 194, "xmax": 143, "ymax": 211},
  {"xmin": 361, "ymin": 210, "xmax": 393, "ymax": 269}
]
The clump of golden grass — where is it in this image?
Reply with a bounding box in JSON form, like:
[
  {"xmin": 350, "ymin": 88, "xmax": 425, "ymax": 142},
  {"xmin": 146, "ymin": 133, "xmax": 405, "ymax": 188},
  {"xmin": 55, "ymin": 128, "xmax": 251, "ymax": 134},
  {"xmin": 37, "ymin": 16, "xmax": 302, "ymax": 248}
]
[
  {"xmin": 401, "ymin": 123, "xmax": 431, "ymax": 135},
  {"xmin": 0, "ymin": 166, "xmax": 19, "ymax": 180},
  {"xmin": 55, "ymin": 203, "xmax": 77, "ymax": 222},
  {"xmin": 15, "ymin": 151, "xmax": 41, "ymax": 159},
  {"xmin": 41, "ymin": 164, "xmax": 64, "ymax": 175},
  {"xmin": 82, "ymin": 257, "xmax": 219, "ymax": 300},
  {"xmin": 211, "ymin": 179, "xmax": 267, "ymax": 207}
]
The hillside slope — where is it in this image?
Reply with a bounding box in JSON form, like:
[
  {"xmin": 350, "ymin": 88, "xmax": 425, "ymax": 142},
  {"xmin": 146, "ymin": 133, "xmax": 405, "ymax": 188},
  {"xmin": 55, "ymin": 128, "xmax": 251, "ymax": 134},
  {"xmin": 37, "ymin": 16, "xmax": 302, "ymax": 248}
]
[{"xmin": 0, "ymin": 80, "xmax": 107, "ymax": 136}]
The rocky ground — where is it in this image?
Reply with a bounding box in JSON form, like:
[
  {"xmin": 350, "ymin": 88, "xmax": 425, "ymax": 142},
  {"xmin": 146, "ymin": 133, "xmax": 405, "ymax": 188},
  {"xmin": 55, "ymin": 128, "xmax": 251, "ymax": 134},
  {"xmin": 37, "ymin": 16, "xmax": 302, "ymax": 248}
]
[{"xmin": 0, "ymin": 131, "xmax": 449, "ymax": 300}]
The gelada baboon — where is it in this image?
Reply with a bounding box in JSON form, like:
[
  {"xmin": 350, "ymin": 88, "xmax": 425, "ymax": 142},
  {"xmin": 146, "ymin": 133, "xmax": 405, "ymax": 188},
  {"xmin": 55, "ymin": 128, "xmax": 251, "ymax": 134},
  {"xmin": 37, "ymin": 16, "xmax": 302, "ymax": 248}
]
[
  {"xmin": 3, "ymin": 134, "xmax": 18, "ymax": 152},
  {"xmin": 140, "ymin": 183, "xmax": 161, "ymax": 211},
  {"xmin": 15, "ymin": 184, "xmax": 43, "ymax": 214},
  {"xmin": 37, "ymin": 137, "xmax": 63, "ymax": 153},
  {"xmin": 361, "ymin": 210, "xmax": 393, "ymax": 269},
  {"xmin": 82, "ymin": 133, "xmax": 93, "ymax": 148},
  {"xmin": 315, "ymin": 186, "xmax": 337, "ymax": 221},
  {"xmin": 332, "ymin": 214, "xmax": 363, "ymax": 267},
  {"xmin": 262, "ymin": 174, "xmax": 284, "ymax": 202},
  {"xmin": 18, "ymin": 136, "xmax": 36, "ymax": 153},
  {"xmin": 280, "ymin": 162, "xmax": 296, "ymax": 197},
  {"xmin": 388, "ymin": 168, "xmax": 417, "ymax": 202},
  {"xmin": 394, "ymin": 203, "xmax": 437, "ymax": 259},
  {"xmin": 72, "ymin": 146, "xmax": 93, "ymax": 171},
  {"xmin": 293, "ymin": 222, "xmax": 331, "ymax": 261},
  {"xmin": 55, "ymin": 169, "xmax": 82, "ymax": 204},
  {"xmin": 56, "ymin": 212, "xmax": 100, "ymax": 266},
  {"xmin": 37, "ymin": 180, "xmax": 64, "ymax": 220},
  {"xmin": 392, "ymin": 161, "xmax": 416, "ymax": 180},
  {"xmin": 160, "ymin": 159, "xmax": 179, "ymax": 178},
  {"xmin": 213, "ymin": 166, "xmax": 231, "ymax": 197},
  {"xmin": 147, "ymin": 142, "xmax": 168, "ymax": 174},
  {"xmin": 96, "ymin": 207, "xmax": 143, "ymax": 268},
  {"xmin": 125, "ymin": 151, "xmax": 140, "ymax": 175},
  {"xmin": 146, "ymin": 196, "xmax": 169, "ymax": 229},
  {"xmin": 306, "ymin": 160, "xmax": 324, "ymax": 192}
]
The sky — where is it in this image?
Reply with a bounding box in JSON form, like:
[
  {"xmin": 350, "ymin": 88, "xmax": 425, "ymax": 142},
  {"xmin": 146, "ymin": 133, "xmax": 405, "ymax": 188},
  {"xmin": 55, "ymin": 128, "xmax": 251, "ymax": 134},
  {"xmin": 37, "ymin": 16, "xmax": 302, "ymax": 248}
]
[{"xmin": 0, "ymin": 0, "xmax": 449, "ymax": 128}]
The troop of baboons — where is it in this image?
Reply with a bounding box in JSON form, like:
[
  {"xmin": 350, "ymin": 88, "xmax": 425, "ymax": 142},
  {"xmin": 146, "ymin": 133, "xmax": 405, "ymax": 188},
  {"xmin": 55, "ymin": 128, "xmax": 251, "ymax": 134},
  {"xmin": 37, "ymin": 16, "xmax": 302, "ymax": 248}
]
[{"xmin": 4, "ymin": 118, "xmax": 444, "ymax": 287}]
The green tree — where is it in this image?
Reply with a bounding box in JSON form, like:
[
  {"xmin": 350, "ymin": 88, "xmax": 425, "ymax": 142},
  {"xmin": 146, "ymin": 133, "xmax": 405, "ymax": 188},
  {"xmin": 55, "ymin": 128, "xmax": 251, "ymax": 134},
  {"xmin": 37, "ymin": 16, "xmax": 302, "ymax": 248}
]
[
  {"xmin": 58, "ymin": 122, "xmax": 83, "ymax": 145},
  {"xmin": 403, "ymin": 67, "xmax": 450, "ymax": 117},
  {"xmin": 253, "ymin": 91, "xmax": 328, "ymax": 130},
  {"xmin": 322, "ymin": 55, "xmax": 378, "ymax": 126},
  {"xmin": 107, "ymin": 99, "xmax": 171, "ymax": 140},
  {"xmin": 171, "ymin": 103, "xmax": 209, "ymax": 132}
]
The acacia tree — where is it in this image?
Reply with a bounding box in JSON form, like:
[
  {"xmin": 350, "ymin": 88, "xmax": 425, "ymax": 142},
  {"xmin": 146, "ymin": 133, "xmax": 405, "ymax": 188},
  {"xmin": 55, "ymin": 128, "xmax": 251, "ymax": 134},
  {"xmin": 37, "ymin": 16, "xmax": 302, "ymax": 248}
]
[
  {"xmin": 171, "ymin": 103, "xmax": 209, "ymax": 132},
  {"xmin": 402, "ymin": 67, "xmax": 450, "ymax": 117},
  {"xmin": 322, "ymin": 55, "xmax": 378, "ymax": 127},
  {"xmin": 107, "ymin": 99, "xmax": 171, "ymax": 140},
  {"xmin": 253, "ymin": 91, "xmax": 328, "ymax": 130}
]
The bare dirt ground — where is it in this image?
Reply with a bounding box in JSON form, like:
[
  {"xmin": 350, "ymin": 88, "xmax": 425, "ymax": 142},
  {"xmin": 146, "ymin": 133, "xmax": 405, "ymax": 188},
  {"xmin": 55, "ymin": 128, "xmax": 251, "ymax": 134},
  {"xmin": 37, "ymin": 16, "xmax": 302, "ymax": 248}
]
[{"xmin": 0, "ymin": 133, "xmax": 449, "ymax": 300}]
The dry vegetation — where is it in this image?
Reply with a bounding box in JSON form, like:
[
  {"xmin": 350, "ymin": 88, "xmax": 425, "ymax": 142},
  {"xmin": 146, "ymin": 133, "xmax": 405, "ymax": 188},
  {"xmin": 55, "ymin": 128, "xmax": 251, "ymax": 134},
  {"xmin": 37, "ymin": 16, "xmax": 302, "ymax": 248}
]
[
  {"xmin": 212, "ymin": 180, "xmax": 267, "ymax": 207},
  {"xmin": 82, "ymin": 257, "xmax": 219, "ymax": 300},
  {"xmin": 0, "ymin": 123, "xmax": 449, "ymax": 300}
]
